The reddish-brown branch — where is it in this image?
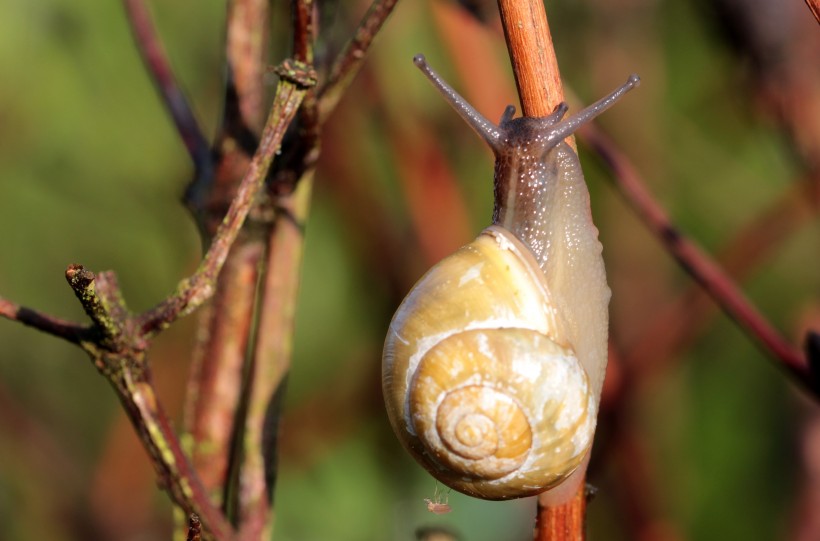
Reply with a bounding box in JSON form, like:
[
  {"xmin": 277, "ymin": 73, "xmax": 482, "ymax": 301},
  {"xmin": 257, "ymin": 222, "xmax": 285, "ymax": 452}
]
[
  {"xmin": 122, "ymin": 0, "xmax": 212, "ymax": 177},
  {"xmin": 182, "ymin": 0, "xmax": 271, "ymax": 502},
  {"xmin": 292, "ymin": 0, "xmax": 315, "ymax": 65},
  {"xmin": 2, "ymin": 59, "xmax": 315, "ymax": 541},
  {"xmin": 2, "ymin": 0, "xmax": 408, "ymax": 536},
  {"xmin": 497, "ymin": 0, "xmax": 563, "ymax": 117},
  {"xmin": 236, "ymin": 180, "xmax": 313, "ymax": 539},
  {"xmin": 319, "ymin": 0, "xmax": 401, "ymax": 121},
  {"xmin": 580, "ymin": 124, "xmax": 816, "ymax": 396},
  {"xmin": 184, "ymin": 241, "xmax": 264, "ymax": 504},
  {"xmin": 226, "ymin": 6, "xmax": 319, "ymax": 538},
  {"xmin": 226, "ymin": 0, "xmax": 269, "ymax": 131},
  {"xmin": 494, "ymin": 0, "xmax": 587, "ymax": 538},
  {"xmin": 623, "ymin": 172, "xmax": 820, "ymax": 374},
  {"xmin": 139, "ymin": 64, "xmax": 316, "ymax": 337},
  {"xmin": 535, "ymin": 483, "xmax": 586, "ymax": 541},
  {"xmin": 55, "ymin": 264, "xmax": 236, "ymax": 539},
  {"xmin": 805, "ymin": 0, "xmax": 820, "ymax": 24},
  {"xmin": 117, "ymin": 376, "xmax": 234, "ymax": 540},
  {"xmin": 65, "ymin": 265, "xmax": 124, "ymax": 343},
  {"xmin": 0, "ymin": 296, "xmax": 90, "ymax": 345}
]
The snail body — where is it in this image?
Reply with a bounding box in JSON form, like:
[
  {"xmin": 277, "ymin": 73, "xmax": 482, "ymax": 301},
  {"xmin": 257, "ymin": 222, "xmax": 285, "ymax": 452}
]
[{"xmin": 383, "ymin": 55, "xmax": 639, "ymax": 500}]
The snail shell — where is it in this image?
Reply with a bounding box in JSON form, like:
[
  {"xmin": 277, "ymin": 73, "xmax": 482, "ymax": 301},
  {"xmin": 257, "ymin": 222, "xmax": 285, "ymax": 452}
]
[
  {"xmin": 383, "ymin": 227, "xmax": 594, "ymax": 499},
  {"xmin": 383, "ymin": 55, "xmax": 639, "ymax": 500}
]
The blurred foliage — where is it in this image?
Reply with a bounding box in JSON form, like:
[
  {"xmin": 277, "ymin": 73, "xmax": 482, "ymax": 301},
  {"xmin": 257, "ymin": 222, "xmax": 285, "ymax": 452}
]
[{"xmin": 0, "ymin": 0, "xmax": 818, "ymax": 540}]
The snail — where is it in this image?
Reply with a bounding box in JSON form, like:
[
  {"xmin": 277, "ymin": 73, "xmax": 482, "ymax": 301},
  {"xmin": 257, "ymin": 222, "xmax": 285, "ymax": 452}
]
[{"xmin": 382, "ymin": 54, "xmax": 639, "ymax": 500}]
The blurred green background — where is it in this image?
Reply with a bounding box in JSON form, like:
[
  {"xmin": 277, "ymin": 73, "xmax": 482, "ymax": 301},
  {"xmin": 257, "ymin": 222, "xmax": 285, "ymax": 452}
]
[{"xmin": 0, "ymin": 0, "xmax": 818, "ymax": 540}]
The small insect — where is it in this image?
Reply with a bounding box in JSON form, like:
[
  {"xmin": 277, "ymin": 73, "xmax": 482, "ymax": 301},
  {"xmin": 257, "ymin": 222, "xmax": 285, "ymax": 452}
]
[{"xmin": 424, "ymin": 483, "xmax": 452, "ymax": 514}]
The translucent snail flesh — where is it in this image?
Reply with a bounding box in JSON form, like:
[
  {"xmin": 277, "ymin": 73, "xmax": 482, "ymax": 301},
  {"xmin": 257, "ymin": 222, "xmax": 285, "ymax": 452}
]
[{"xmin": 382, "ymin": 54, "xmax": 639, "ymax": 500}]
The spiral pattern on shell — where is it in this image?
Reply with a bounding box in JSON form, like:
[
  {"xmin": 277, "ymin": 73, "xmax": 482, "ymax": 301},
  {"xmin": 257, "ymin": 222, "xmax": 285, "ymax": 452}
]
[
  {"xmin": 411, "ymin": 328, "xmax": 593, "ymax": 496},
  {"xmin": 382, "ymin": 227, "xmax": 597, "ymax": 499}
]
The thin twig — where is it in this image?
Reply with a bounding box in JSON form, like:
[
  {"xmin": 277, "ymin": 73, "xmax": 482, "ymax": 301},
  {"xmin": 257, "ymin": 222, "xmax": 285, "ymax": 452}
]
[
  {"xmin": 579, "ymin": 124, "xmax": 817, "ymax": 396},
  {"xmin": 1, "ymin": 59, "xmax": 316, "ymax": 541},
  {"xmin": 122, "ymin": 0, "xmax": 212, "ymax": 177},
  {"xmin": 318, "ymin": 0, "xmax": 400, "ymax": 121},
  {"xmin": 292, "ymin": 0, "xmax": 315, "ymax": 65},
  {"xmin": 623, "ymin": 172, "xmax": 820, "ymax": 374},
  {"xmin": 139, "ymin": 63, "xmax": 316, "ymax": 337},
  {"xmin": 0, "ymin": 296, "xmax": 90, "ymax": 345},
  {"xmin": 805, "ymin": 0, "xmax": 820, "ymax": 25},
  {"xmin": 226, "ymin": 0, "xmax": 270, "ymax": 131},
  {"xmin": 54, "ymin": 264, "xmax": 236, "ymax": 539}
]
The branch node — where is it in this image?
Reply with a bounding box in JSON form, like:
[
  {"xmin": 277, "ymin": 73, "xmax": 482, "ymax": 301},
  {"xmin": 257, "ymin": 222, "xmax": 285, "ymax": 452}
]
[{"xmin": 272, "ymin": 60, "xmax": 317, "ymax": 89}]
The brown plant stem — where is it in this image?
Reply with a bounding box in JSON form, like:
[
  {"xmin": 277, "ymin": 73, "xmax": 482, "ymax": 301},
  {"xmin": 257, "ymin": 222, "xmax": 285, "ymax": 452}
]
[
  {"xmin": 183, "ymin": 241, "xmax": 264, "ymax": 505},
  {"xmin": 182, "ymin": 0, "xmax": 272, "ymax": 518},
  {"xmin": 0, "ymin": 296, "xmax": 90, "ymax": 344},
  {"xmin": 805, "ymin": 0, "xmax": 820, "ymax": 24},
  {"xmin": 497, "ymin": 0, "xmax": 563, "ymax": 117},
  {"xmin": 534, "ymin": 483, "xmax": 586, "ymax": 541},
  {"xmin": 495, "ymin": 0, "xmax": 586, "ymax": 538},
  {"xmin": 580, "ymin": 125, "xmax": 817, "ymax": 396},
  {"xmin": 237, "ymin": 177, "xmax": 313, "ymax": 539},
  {"xmin": 292, "ymin": 0, "xmax": 316, "ymax": 65},
  {"xmin": 597, "ymin": 176, "xmax": 818, "ymax": 540},
  {"xmin": 139, "ymin": 63, "xmax": 316, "ymax": 338},
  {"xmin": 120, "ymin": 373, "xmax": 233, "ymax": 540},
  {"xmin": 122, "ymin": 0, "xmax": 212, "ymax": 178},
  {"xmin": 60, "ymin": 268, "xmax": 234, "ymax": 540},
  {"xmin": 1, "ymin": 58, "xmax": 314, "ymax": 541},
  {"xmin": 234, "ymin": 3, "xmax": 317, "ymax": 537},
  {"xmin": 230, "ymin": 0, "xmax": 403, "ymax": 535},
  {"xmin": 622, "ymin": 172, "xmax": 820, "ymax": 374},
  {"xmin": 319, "ymin": 0, "xmax": 400, "ymax": 121},
  {"xmin": 226, "ymin": 0, "xmax": 269, "ymax": 131}
]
